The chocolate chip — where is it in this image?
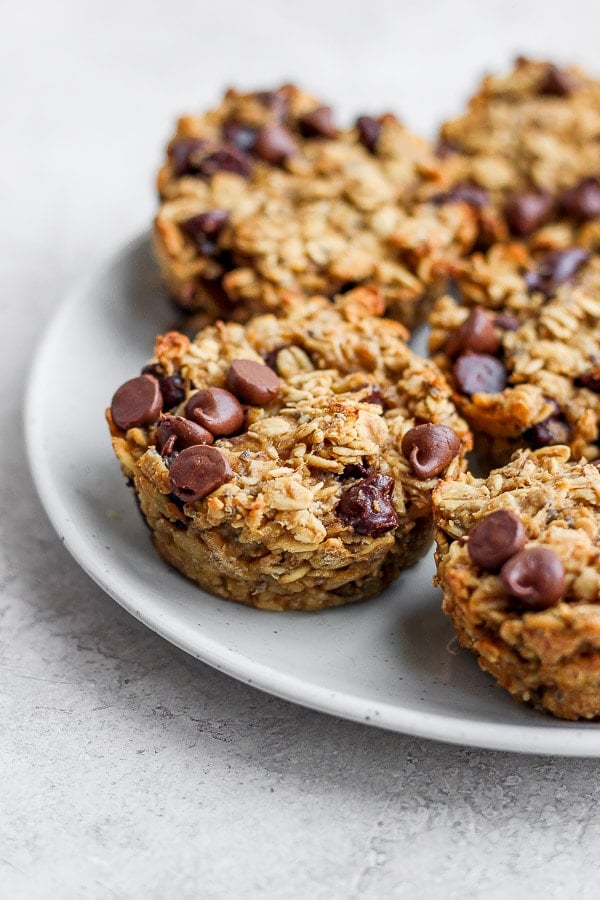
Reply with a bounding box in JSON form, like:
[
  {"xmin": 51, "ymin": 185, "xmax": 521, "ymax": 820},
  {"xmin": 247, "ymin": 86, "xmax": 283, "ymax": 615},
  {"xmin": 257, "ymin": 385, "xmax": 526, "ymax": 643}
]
[
  {"xmin": 495, "ymin": 313, "xmax": 520, "ymax": 331},
  {"xmin": 254, "ymin": 89, "xmax": 289, "ymax": 119},
  {"xmin": 168, "ymin": 445, "xmax": 234, "ymax": 502},
  {"xmin": 500, "ymin": 547, "xmax": 565, "ymax": 609},
  {"xmin": 180, "ymin": 210, "xmax": 229, "ymax": 255},
  {"xmin": 336, "ymin": 473, "xmax": 399, "ymax": 537},
  {"xmin": 435, "ymin": 140, "xmax": 459, "ymax": 159},
  {"xmin": 467, "ymin": 510, "xmax": 527, "ymax": 571},
  {"xmin": 340, "ymin": 462, "xmax": 370, "ymax": 480},
  {"xmin": 141, "ymin": 365, "xmax": 187, "ymax": 410},
  {"xmin": 225, "ymin": 359, "xmax": 280, "ymax": 405},
  {"xmin": 200, "ymin": 145, "xmax": 252, "ymax": 178},
  {"xmin": 298, "ymin": 106, "xmax": 337, "ymax": 139},
  {"xmin": 446, "ymin": 308, "xmax": 499, "ymax": 358},
  {"xmin": 111, "ymin": 375, "xmax": 163, "ymax": 431},
  {"xmin": 431, "ymin": 184, "xmax": 489, "ymax": 208},
  {"xmin": 222, "ymin": 120, "xmax": 259, "ymax": 152},
  {"xmin": 561, "ymin": 177, "xmax": 600, "ymax": 221},
  {"xmin": 575, "ymin": 366, "xmax": 600, "ymax": 392},
  {"xmin": 454, "ymin": 354, "xmax": 507, "ymax": 395},
  {"xmin": 352, "ymin": 384, "xmax": 386, "ymax": 407},
  {"xmin": 401, "ymin": 424, "xmax": 461, "ymax": 479},
  {"xmin": 505, "ymin": 191, "xmax": 553, "ymax": 236},
  {"xmin": 185, "ymin": 387, "xmax": 244, "ymax": 436},
  {"xmin": 156, "ymin": 414, "xmax": 214, "ymax": 456},
  {"xmin": 539, "ymin": 64, "xmax": 580, "ymax": 97},
  {"xmin": 356, "ymin": 116, "xmax": 381, "ymax": 153},
  {"xmin": 253, "ymin": 124, "xmax": 297, "ymax": 164},
  {"xmin": 169, "ymin": 138, "xmax": 209, "ymax": 177},
  {"xmin": 524, "ymin": 415, "xmax": 570, "ymax": 448},
  {"xmin": 524, "ymin": 247, "xmax": 590, "ymax": 297}
]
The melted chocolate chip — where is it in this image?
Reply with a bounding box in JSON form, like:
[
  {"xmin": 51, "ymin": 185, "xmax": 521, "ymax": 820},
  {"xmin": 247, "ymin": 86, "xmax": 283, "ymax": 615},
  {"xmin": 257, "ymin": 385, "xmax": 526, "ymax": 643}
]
[
  {"xmin": 431, "ymin": 184, "xmax": 489, "ymax": 208},
  {"xmin": 200, "ymin": 145, "xmax": 253, "ymax": 178},
  {"xmin": 446, "ymin": 308, "xmax": 500, "ymax": 358},
  {"xmin": 168, "ymin": 445, "xmax": 234, "ymax": 502},
  {"xmin": 495, "ymin": 313, "xmax": 520, "ymax": 332},
  {"xmin": 180, "ymin": 210, "xmax": 229, "ymax": 255},
  {"xmin": 524, "ymin": 248, "xmax": 590, "ymax": 297},
  {"xmin": 575, "ymin": 366, "xmax": 600, "ymax": 392},
  {"xmin": 401, "ymin": 424, "xmax": 461, "ymax": 479},
  {"xmin": 169, "ymin": 138, "xmax": 209, "ymax": 177},
  {"xmin": 253, "ymin": 124, "xmax": 298, "ymax": 164},
  {"xmin": 298, "ymin": 106, "xmax": 337, "ymax": 139},
  {"xmin": 156, "ymin": 414, "xmax": 214, "ymax": 456},
  {"xmin": 222, "ymin": 120, "xmax": 259, "ymax": 152},
  {"xmin": 500, "ymin": 547, "xmax": 565, "ymax": 609},
  {"xmin": 225, "ymin": 359, "xmax": 280, "ymax": 405},
  {"xmin": 539, "ymin": 64, "xmax": 580, "ymax": 97},
  {"xmin": 560, "ymin": 177, "xmax": 600, "ymax": 221},
  {"xmin": 336, "ymin": 473, "xmax": 399, "ymax": 537},
  {"xmin": 356, "ymin": 116, "xmax": 381, "ymax": 153},
  {"xmin": 185, "ymin": 387, "xmax": 244, "ymax": 436},
  {"xmin": 504, "ymin": 191, "xmax": 553, "ymax": 236},
  {"xmin": 467, "ymin": 510, "xmax": 527, "ymax": 571},
  {"xmin": 111, "ymin": 375, "xmax": 163, "ymax": 431},
  {"xmin": 524, "ymin": 415, "xmax": 571, "ymax": 449},
  {"xmin": 454, "ymin": 354, "xmax": 507, "ymax": 395},
  {"xmin": 141, "ymin": 365, "xmax": 187, "ymax": 410}
]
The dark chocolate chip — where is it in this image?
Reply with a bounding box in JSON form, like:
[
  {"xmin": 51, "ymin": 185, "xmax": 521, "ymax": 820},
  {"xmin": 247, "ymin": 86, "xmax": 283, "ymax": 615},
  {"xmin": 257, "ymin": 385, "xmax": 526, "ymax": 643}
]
[
  {"xmin": 225, "ymin": 359, "xmax": 281, "ymax": 405},
  {"xmin": 254, "ymin": 89, "xmax": 289, "ymax": 119},
  {"xmin": 352, "ymin": 384, "xmax": 386, "ymax": 407},
  {"xmin": 356, "ymin": 116, "xmax": 381, "ymax": 153},
  {"xmin": 200, "ymin": 145, "xmax": 252, "ymax": 178},
  {"xmin": 446, "ymin": 308, "xmax": 500, "ymax": 358},
  {"xmin": 340, "ymin": 462, "xmax": 371, "ymax": 480},
  {"xmin": 560, "ymin": 177, "xmax": 600, "ymax": 221},
  {"xmin": 467, "ymin": 509, "xmax": 527, "ymax": 571},
  {"xmin": 298, "ymin": 106, "xmax": 337, "ymax": 139},
  {"xmin": 575, "ymin": 366, "xmax": 600, "ymax": 392},
  {"xmin": 500, "ymin": 547, "xmax": 565, "ymax": 609},
  {"xmin": 504, "ymin": 191, "xmax": 553, "ymax": 236},
  {"xmin": 336, "ymin": 473, "xmax": 399, "ymax": 537},
  {"xmin": 168, "ymin": 445, "xmax": 234, "ymax": 502},
  {"xmin": 111, "ymin": 375, "xmax": 163, "ymax": 431},
  {"xmin": 431, "ymin": 184, "xmax": 489, "ymax": 208},
  {"xmin": 169, "ymin": 138, "xmax": 209, "ymax": 177},
  {"xmin": 539, "ymin": 64, "xmax": 580, "ymax": 97},
  {"xmin": 454, "ymin": 354, "xmax": 507, "ymax": 395},
  {"xmin": 222, "ymin": 120, "xmax": 259, "ymax": 152},
  {"xmin": 401, "ymin": 424, "xmax": 461, "ymax": 479},
  {"xmin": 524, "ymin": 247, "xmax": 590, "ymax": 297},
  {"xmin": 185, "ymin": 387, "xmax": 244, "ymax": 436},
  {"xmin": 141, "ymin": 365, "xmax": 187, "ymax": 410},
  {"xmin": 495, "ymin": 313, "xmax": 520, "ymax": 331},
  {"xmin": 156, "ymin": 414, "xmax": 214, "ymax": 456},
  {"xmin": 180, "ymin": 210, "xmax": 229, "ymax": 255},
  {"xmin": 253, "ymin": 124, "xmax": 298, "ymax": 164}
]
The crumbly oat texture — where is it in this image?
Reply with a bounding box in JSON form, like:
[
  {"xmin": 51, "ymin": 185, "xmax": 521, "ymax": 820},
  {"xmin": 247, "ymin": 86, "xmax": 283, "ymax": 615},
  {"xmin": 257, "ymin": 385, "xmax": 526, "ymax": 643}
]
[
  {"xmin": 107, "ymin": 290, "xmax": 470, "ymax": 611},
  {"xmin": 438, "ymin": 57, "xmax": 600, "ymax": 244},
  {"xmin": 153, "ymin": 83, "xmax": 477, "ymax": 330},
  {"xmin": 434, "ymin": 446, "xmax": 600, "ymax": 720},
  {"xmin": 429, "ymin": 274, "xmax": 600, "ymax": 464}
]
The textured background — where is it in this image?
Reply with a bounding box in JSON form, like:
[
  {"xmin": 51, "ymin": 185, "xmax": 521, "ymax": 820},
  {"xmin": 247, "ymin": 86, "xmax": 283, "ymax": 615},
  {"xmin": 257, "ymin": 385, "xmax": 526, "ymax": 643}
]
[{"xmin": 4, "ymin": 1, "xmax": 600, "ymax": 897}]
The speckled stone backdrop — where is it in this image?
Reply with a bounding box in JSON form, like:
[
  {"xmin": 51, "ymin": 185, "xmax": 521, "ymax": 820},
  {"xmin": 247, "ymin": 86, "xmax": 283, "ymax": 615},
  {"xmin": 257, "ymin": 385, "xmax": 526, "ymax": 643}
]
[{"xmin": 4, "ymin": 1, "xmax": 600, "ymax": 897}]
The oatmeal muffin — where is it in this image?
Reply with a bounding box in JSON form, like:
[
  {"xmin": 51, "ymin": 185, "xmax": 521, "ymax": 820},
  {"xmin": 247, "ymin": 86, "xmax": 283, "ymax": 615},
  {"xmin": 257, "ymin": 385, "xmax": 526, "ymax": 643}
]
[
  {"xmin": 437, "ymin": 57, "xmax": 600, "ymax": 246},
  {"xmin": 107, "ymin": 289, "xmax": 471, "ymax": 610},
  {"xmin": 434, "ymin": 446, "xmax": 600, "ymax": 720},
  {"xmin": 429, "ymin": 276, "xmax": 600, "ymax": 465},
  {"xmin": 153, "ymin": 83, "xmax": 477, "ymax": 330}
]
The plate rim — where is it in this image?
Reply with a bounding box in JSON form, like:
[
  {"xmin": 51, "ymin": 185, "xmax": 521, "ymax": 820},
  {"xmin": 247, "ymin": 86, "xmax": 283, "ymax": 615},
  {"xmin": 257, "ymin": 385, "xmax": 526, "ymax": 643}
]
[{"xmin": 24, "ymin": 231, "xmax": 600, "ymax": 757}]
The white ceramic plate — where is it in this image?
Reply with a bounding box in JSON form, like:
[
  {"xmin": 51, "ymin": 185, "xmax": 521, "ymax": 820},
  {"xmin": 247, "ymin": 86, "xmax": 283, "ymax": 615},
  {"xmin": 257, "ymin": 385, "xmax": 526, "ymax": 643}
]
[{"xmin": 25, "ymin": 234, "xmax": 600, "ymax": 755}]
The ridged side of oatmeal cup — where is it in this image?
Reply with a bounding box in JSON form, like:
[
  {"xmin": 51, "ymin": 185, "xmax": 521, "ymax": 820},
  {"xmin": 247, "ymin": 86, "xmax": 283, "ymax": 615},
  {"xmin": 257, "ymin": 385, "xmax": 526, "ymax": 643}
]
[{"xmin": 107, "ymin": 289, "xmax": 470, "ymax": 610}]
